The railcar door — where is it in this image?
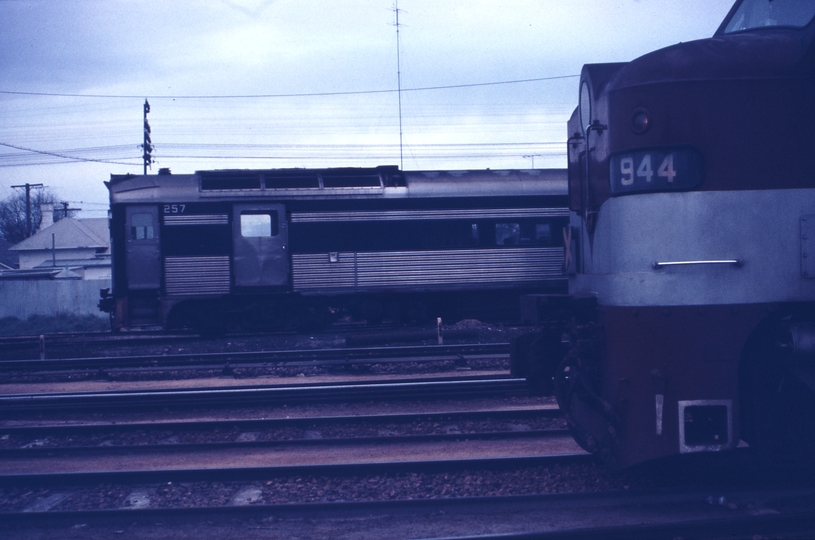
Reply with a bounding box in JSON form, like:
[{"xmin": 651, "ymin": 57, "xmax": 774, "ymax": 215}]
[
  {"xmin": 232, "ymin": 203, "xmax": 289, "ymax": 287},
  {"xmin": 125, "ymin": 205, "xmax": 161, "ymax": 290}
]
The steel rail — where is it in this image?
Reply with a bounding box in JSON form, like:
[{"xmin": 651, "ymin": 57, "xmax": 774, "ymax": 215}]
[
  {"xmin": 2, "ymin": 485, "xmax": 813, "ymax": 539},
  {"xmin": 0, "ymin": 331, "xmax": 196, "ymax": 354},
  {"xmin": 0, "ymin": 406, "xmax": 560, "ymax": 435},
  {"xmin": 0, "ymin": 342, "xmax": 509, "ymax": 372},
  {"xmin": 0, "ymin": 428, "xmax": 571, "ymax": 459},
  {"xmin": 0, "ymin": 453, "xmax": 593, "ymax": 488},
  {"xmin": 0, "ymin": 375, "xmax": 527, "ymax": 411},
  {"xmin": 0, "ymin": 324, "xmax": 488, "ymax": 358},
  {"xmin": 428, "ymin": 512, "xmax": 815, "ymax": 539},
  {"xmin": 0, "ymin": 407, "xmax": 564, "ymax": 457}
]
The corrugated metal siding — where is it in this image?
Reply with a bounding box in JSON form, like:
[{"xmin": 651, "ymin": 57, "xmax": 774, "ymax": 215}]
[
  {"xmin": 291, "ymin": 253, "xmax": 357, "ymax": 290},
  {"xmin": 290, "ymin": 208, "xmax": 569, "ymax": 223},
  {"xmin": 292, "ymin": 248, "xmax": 563, "ymax": 292},
  {"xmin": 165, "ymin": 256, "xmax": 230, "ymax": 295}
]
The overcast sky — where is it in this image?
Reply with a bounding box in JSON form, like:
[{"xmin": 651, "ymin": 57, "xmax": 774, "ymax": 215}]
[{"xmin": 0, "ymin": 0, "xmax": 735, "ymax": 216}]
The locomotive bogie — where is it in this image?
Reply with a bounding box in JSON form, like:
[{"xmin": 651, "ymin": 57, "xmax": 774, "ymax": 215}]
[{"xmin": 567, "ymin": 304, "xmax": 769, "ymax": 467}]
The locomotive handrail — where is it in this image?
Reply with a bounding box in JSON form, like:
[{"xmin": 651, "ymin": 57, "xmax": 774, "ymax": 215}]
[{"xmin": 652, "ymin": 259, "xmax": 743, "ymax": 269}]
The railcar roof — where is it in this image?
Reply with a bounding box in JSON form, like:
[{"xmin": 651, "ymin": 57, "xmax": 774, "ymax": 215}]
[{"xmin": 107, "ymin": 166, "xmax": 567, "ymax": 204}]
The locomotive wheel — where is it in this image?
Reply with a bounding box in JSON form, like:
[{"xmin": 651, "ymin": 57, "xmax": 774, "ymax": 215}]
[
  {"xmin": 555, "ymin": 356, "xmax": 619, "ymax": 465},
  {"xmin": 741, "ymin": 326, "xmax": 815, "ymax": 467}
]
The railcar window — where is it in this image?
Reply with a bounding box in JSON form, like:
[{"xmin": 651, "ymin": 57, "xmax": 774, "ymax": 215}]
[
  {"xmin": 131, "ymin": 213, "xmax": 154, "ymax": 240},
  {"xmin": 241, "ymin": 212, "xmax": 278, "ymax": 237},
  {"xmin": 536, "ymin": 223, "xmax": 552, "ymax": 244},
  {"xmin": 723, "ymin": 0, "xmax": 815, "ymax": 33},
  {"xmin": 495, "ymin": 223, "xmax": 520, "ymax": 246}
]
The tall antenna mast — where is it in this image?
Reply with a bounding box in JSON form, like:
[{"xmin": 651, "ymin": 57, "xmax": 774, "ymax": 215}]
[{"xmin": 395, "ymin": 0, "xmax": 404, "ymax": 170}]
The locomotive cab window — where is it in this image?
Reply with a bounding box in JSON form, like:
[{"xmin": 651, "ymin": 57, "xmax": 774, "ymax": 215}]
[
  {"xmin": 131, "ymin": 213, "xmax": 154, "ymax": 240},
  {"xmin": 722, "ymin": 0, "xmax": 815, "ymax": 33},
  {"xmin": 240, "ymin": 212, "xmax": 278, "ymax": 237}
]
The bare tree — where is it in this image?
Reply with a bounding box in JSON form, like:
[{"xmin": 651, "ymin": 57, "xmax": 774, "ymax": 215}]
[{"xmin": 0, "ymin": 189, "xmax": 72, "ymax": 244}]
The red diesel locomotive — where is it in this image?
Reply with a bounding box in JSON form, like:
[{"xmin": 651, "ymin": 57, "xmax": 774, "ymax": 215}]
[{"xmin": 514, "ymin": 0, "xmax": 815, "ymax": 466}]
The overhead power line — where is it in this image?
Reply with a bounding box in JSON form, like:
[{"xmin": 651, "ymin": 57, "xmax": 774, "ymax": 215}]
[
  {"xmin": 0, "ymin": 142, "xmax": 138, "ymax": 166},
  {"xmin": 0, "ymin": 74, "xmax": 579, "ymax": 100}
]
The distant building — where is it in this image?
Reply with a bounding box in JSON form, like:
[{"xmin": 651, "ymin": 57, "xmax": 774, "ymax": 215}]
[
  {"xmin": 0, "ymin": 205, "xmax": 111, "ymax": 320},
  {"xmin": 6, "ymin": 206, "xmax": 110, "ymax": 280}
]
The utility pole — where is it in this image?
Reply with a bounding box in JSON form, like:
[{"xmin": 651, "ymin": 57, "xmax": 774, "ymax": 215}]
[
  {"xmin": 11, "ymin": 183, "xmax": 44, "ymax": 238},
  {"xmin": 59, "ymin": 201, "xmax": 80, "ymax": 220},
  {"xmin": 142, "ymin": 99, "xmax": 153, "ymax": 175},
  {"xmin": 523, "ymin": 154, "xmax": 542, "ymax": 169}
]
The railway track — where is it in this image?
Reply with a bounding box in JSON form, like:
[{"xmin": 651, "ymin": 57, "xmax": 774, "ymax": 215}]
[
  {"xmin": 0, "ymin": 330, "xmax": 196, "ymax": 355},
  {"xmin": 2, "ymin": 463, "xmax": 813, "ymax": 539},
  {"xmin": 0, "ymin": 407, "xmax": 566, "ymax": 458},
  {"xmin": 0, "ymin": 323, "xmax": 486, "ymax": 360},
  {"xmin": 2, "ymin": 368, "xmax": 814, "ymax": 539},
  {"xmin": 0, "ymin": 342, "xmax": 508, "ymax": 374},
  {"xmin": 5, "ymin": 339, "xmax": 810, "ymax": 538},
  {"xmin": 0, "ymin": 398, "xmax": 591, "ymax": 522},
  {"xmin": 0, "ymin": 374, "xmax": 526, "ymax": 412}
]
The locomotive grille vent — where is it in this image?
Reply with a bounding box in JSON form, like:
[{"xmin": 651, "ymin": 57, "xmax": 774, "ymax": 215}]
[
  {"xmin": 164, "ymin": 214, "xmax": 229, "ymax": 226},
  {"xmin": 200, "ymin": 172, "xmax": 261, "ymax": 191},
  {"xmin": 165, "ymin": 256, "xmax": 230, "ymax": 296},
  {"xmin": 292, "ymin": 247, "xmax": 563, "ymax": 292},
  {"xmin": 321, "ymin": 174, "xmax": 382, "ymax": 188},
  {"xmin": 198, "ymin": 170, "xmax": 385, "ymax": 191},
  {"xmin": 264, "ymin": 175, "xmax": 320, "ymax": 189}
]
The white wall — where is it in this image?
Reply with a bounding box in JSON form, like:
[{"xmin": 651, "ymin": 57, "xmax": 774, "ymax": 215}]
[
  {"xmin": 17, "ymin": 248, "xmax": 99, "ymax": 270},
  {"xmin": 0, "ymin": 279, "xmax": 110, "ymax": 319}
]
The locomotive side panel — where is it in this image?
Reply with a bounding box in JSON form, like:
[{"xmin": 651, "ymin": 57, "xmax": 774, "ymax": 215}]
[
  {"xmin": 162, "ymin": 204, "xmax": 231, "ymax": 297},
  {"xmin": 289, "ymin": 210, "xmax": 567, "ymax": 294}
]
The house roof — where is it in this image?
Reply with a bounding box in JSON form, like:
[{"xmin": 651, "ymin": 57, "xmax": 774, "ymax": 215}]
[
  {"xmin": 10, "ymin": 218, "xmax": 109, "ymax": 252},
  {"xmin": 0, "ymin": 268, "xmax": 64, "ymax": 280},
  {"xmin": 34, "ymin": 255, "xmax": 110, "ymax": 269}
]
